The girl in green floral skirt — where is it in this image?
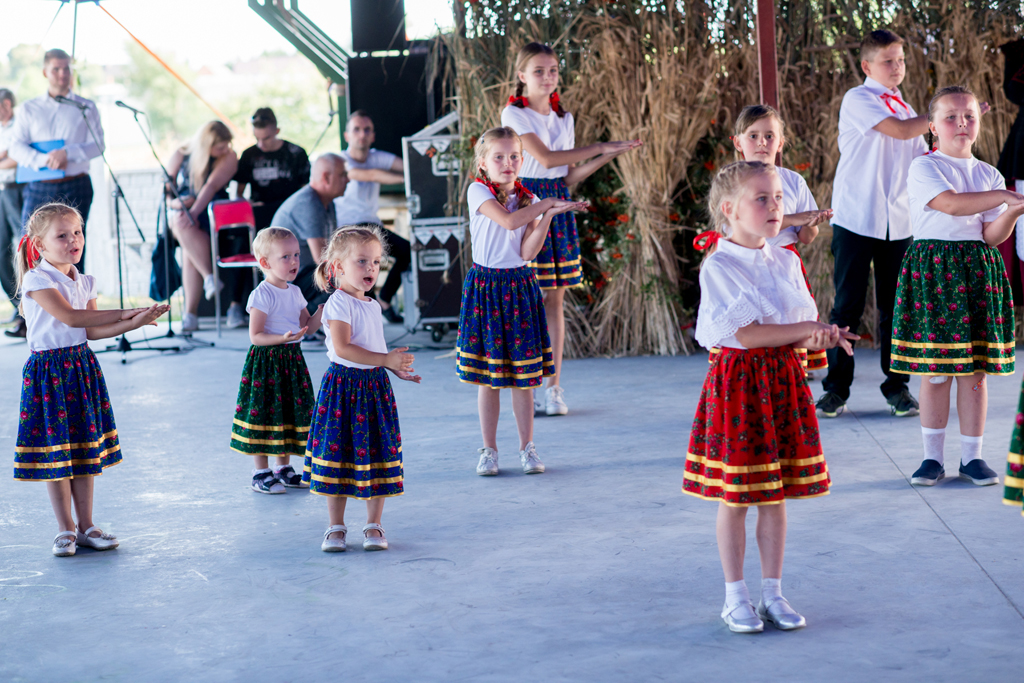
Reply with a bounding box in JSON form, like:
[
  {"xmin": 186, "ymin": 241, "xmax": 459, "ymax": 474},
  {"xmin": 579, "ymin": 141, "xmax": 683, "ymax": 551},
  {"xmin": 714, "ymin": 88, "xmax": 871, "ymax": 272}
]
[
  {"xmin": 891, "ymin": 86, "xmax": 1024, "ymax": 487},
  {"xmin": 230, "ymin": 227, "xmax": 323, "ymax": 494}
]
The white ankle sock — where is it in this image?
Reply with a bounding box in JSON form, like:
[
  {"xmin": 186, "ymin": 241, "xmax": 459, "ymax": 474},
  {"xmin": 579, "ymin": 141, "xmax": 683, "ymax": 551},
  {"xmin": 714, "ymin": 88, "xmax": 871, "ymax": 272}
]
[
  {"xmin": 960, "ymin": 434, "xmax": 983, "ymax": 466},
  {"xmin": 921, "ymin": 427, "xmax": 946, "ymax": 465},
  {"xmin": 761, "ymin": 577, "xmax": 782, "ymax": 602},
  {"xmin": 724, "ymin": 580, "xmax": 751, "ymax": 611}
]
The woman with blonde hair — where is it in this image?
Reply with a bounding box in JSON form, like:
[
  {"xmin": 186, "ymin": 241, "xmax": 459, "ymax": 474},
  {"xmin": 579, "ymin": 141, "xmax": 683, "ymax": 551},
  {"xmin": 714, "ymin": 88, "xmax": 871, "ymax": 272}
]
[{"xmin": 166, "ymin": 120, "xmax": 238, "ymax": 332}]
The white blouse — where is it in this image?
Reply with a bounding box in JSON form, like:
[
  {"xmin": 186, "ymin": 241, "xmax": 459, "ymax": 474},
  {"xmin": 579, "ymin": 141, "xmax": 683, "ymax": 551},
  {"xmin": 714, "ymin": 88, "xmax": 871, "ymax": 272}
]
[
  {"xmin": 246, "ymin": 281, "xmax": 307, "ymax": 343},
  {"xmin": 467, "ymin": 182, "xmax": 540, "ymax": 269},
  {"xmin": 500, "ymin": 105, "xmax": 576, "ymax": 179},
  {"xmin": 21, "ymin": 259, "xmax": 96, "ymax": 352},
  {"xmin": 323, "ymin": 290, "xmax": 387, "ymax": 369},
  {"xmin": 766, "ymin": 166, "xmax": 819, "ymax": 248},
  {"xmin": 695, "ymin": 240, "xmax": 818, "ymax": 350},
  {"xmin": 907, "ymin": 151, "xmax": 1007, "ymax": 243}
]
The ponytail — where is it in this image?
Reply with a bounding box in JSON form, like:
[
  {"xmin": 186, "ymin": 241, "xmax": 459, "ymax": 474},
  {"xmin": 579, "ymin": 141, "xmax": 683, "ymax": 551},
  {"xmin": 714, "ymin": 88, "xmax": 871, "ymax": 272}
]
[{"xmin": 313, "ymin": 259, "xmax": 334, "ymax": 293}]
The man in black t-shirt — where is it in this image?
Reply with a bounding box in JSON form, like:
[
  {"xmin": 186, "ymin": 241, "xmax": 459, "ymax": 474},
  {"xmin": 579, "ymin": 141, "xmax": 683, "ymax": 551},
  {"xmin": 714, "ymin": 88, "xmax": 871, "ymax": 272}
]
[{"xmin": 227, "ymin": 107, "xmax": 310, "ymax": 327}]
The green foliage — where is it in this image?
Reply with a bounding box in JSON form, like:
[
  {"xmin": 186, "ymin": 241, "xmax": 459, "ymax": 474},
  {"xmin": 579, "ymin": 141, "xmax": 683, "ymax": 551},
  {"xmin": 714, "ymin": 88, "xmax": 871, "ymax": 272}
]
[{"xmin": 0, "ymin": 44, "xmax": 103, "ymax": 106}]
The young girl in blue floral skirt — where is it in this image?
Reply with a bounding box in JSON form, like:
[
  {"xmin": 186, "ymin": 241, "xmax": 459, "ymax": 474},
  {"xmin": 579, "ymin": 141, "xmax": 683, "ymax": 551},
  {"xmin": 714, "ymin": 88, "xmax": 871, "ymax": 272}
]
[
  {"xmin": 302, "ymin": 225, "xmax": 421, "ymax": 553},
  {"xmin": 14, "ymin": 203, "xmax": 168, "ymax": 556},
  {"xmin": 501, "ymin": 41, "xmax": 641, "ymax": 416},
  {"xmin": 456, "ymin": 126, "xmax": 587, "ymax": 476},
  {"xmin": 230, "ymin": 227, "xmax": 323, "ymax": 494},
  {"xmin": 891, "ymin": 86, "xmax": 1024, "ymax": 488}
]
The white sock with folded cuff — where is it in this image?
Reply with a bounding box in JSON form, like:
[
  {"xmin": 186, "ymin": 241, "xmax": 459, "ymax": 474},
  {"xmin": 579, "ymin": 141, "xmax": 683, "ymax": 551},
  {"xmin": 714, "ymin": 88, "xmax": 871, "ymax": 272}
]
[
  {"xmin": 724, "ymin": 580, "xmax": 752, "ymax": 612},
  {"xmin": 921, "ymin": 427, "xmax": 946, "ymax": 465},
  {"xmin": 960, "ymin": 434, "xmax": 983, "ymax": 466}
]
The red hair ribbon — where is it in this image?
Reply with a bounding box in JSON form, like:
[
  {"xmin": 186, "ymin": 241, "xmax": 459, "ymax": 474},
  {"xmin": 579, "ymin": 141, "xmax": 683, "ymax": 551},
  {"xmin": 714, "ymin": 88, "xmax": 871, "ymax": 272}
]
[
  {"xmin": 692, "ymin": 230, "xmax": 721, "ymax": 251},
  {"xmin": 18, "ymin": 235, "xmax": 40, "ymax": 266},
  {"xmin": 474, "ymin": 177, "xmax": 535, "ymax": 206},
  {"xmin": 880, "ymin": 93, "xmax": 909, "ymax": 114},
  {"xmin": 327, "ymin": 263, "xmax": 337, "ymax": 283},
  {"xmin": 507, "ymin": 92, "xmax": 563, "ymax": 114}
]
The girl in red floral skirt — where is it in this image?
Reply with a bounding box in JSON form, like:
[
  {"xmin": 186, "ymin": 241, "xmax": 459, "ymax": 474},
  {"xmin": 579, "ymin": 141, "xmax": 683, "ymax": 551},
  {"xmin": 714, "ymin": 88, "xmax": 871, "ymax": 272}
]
[
  {"xmin": 687, "ymin": 162, "xmax": 856, "ymax": 633},
  {"xmin": 891, "ymin": 86, "xmax": 1024, "ymax": 488}
]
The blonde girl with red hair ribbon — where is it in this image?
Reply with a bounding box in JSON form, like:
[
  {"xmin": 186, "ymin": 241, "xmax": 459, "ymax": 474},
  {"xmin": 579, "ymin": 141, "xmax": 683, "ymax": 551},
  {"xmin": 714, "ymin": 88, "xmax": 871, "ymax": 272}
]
[
  {"xmin": 13, "ymin": 203, "xmax": 168, "ymax": 557},
  {"xmin": 500, "ymin": 41, "xmax": 641, "ymax": 417},
  {"xmin": 686, "ymin": 161, "xmax": 856, "ymax": 634}
]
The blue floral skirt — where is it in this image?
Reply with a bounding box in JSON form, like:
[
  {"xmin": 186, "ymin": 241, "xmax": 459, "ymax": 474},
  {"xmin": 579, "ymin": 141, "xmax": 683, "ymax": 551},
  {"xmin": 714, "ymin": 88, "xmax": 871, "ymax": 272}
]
[
  {"xmin": 230, "ymin": 344, "xmax": 315, "ymax": 457},
  {"xmin": 302, "ymin": 364, "xmax": 403, "ymax": 499},
  {"xmin": 456, "ymin": 264, "xmax": 554, "ymax": 389},
  {"xmin": 14, "ymin": 343, "xmax": 121, "ymax": 481},
  {"xmin": 520, "ymin": 176, "xmax": 582, "ymax": 290}
]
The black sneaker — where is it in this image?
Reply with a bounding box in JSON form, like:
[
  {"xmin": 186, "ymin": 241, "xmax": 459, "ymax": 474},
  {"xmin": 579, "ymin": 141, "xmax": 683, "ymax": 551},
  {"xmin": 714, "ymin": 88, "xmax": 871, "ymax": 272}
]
[
  {"xmin": 251, "ymin": 470, "xmax": 285, "ymax": 494},
  {"xmin": 958, "ymin": 459, "xmax": 999, "ymax": 486},
  {"xmin": 910, "ymin": 459, "xmax": 945, "ymax": 486},
  {"xmin": 274, "ymin": 465, "xmax": 308, "ymax": 488},
  {"xmin": 888, "ymin": 389, "xmax": 919, "ymax": 417},
  {"xmin": 816, "ymin": 391, "xmax": 846, "ymax": 418},
  {"xmin": 381, "ymin": 306, "xmax": 404, "ymax": 324}
]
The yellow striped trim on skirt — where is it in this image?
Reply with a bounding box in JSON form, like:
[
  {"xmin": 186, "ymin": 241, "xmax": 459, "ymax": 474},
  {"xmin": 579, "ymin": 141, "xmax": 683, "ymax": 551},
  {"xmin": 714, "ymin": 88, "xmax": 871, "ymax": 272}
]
[
  {"xmin": 893, "ymin": 339, "xmax": 1016, "ymax": 350},
  {"xmin": 456, "ymin": 348, "xmax": 554, "ymax": 366},
  {"xmin": 306, "ymin": 454, "xmax": 402, "ymax": 472},
  {"xmin": 232, "ymin": 419, "xmax": 310, "ymax": 434},
  {"xmin": 14, "ymin": 429, "xmax": 119, "ymax": 454},
  {"xmin": 14, "ymin": 445, "xmax": 120, "ymax": 469},
  {"xmin": 230, "ymin": 434, "xmax": 308, "ymax": 447},
  {"xmin": 686, "ymin": 452, "xmax": 825, "ymax": 472}
]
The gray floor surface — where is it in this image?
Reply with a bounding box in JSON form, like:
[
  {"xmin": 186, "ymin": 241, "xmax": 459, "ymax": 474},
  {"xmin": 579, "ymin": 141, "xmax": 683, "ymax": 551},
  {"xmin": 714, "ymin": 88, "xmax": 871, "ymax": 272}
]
[{"xmin": 0, "ymin": 322, "xmax": 1021, "ymax": 682}]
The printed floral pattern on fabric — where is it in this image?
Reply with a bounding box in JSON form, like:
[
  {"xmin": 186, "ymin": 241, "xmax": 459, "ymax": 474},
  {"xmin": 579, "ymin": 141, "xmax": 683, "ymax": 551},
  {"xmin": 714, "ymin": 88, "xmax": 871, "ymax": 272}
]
[
  {"xmin": 455, "ymin": 264, "xmax": 554, "ymax": 388},
  {"xmin": 1004, "ymin": 379, "xmax": 1024, "ymax": 517},
  {"xmin": 231, "ymin": 344, "xmax": 315, "ymax": 457},
  {"xmin": 891, "ymin": 240, "xmax": 1015, "ymax": 376},
  {"xmin": 684, "ymin": 346, "xmax": 830, "ymax": 506},
  {"xmin": 520, "ymin": 176, "xmax": 582, "ymax": 289},
  {"xmin": 14, "ymin": 343, "xmax": 121, "ymax": 481},
  {"xmin": 302, "ymin": 364, "xmax": 403, "ymax": 499}
]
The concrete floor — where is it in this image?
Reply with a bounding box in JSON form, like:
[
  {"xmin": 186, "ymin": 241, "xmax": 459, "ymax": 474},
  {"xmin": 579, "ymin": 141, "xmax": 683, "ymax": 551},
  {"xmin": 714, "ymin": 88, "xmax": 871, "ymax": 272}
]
[{"xmin": 0, "ymin": 322, "xmax": 1021, "ymax": 682}]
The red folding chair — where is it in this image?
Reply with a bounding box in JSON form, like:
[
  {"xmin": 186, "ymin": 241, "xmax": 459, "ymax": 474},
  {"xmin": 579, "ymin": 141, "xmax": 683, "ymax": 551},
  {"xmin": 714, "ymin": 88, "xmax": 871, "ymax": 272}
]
[{"xmin": 208, "ymin": 198, "xmax": 259, "ymax": 337}]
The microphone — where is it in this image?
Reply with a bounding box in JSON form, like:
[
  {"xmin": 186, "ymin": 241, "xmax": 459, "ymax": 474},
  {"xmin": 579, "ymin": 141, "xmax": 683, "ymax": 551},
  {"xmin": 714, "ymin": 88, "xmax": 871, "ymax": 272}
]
[
  {"xmin": 115, "ymin": 100, "xmax": 145, "ymax": 115},
  {"xmin": 54, "ymin": 94, "xmax": 87, "ymax": 110}
]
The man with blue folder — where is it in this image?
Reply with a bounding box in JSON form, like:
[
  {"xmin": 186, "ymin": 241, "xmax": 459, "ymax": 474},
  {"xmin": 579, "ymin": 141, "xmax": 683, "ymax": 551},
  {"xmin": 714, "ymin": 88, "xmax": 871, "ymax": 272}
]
[
  {"xmin": 7, "ymin": 49, "xmax": 103, "ymax": 288},
  {"xmin": 0, "ymin": 87, "xmax": 23, "ymax": 330}
]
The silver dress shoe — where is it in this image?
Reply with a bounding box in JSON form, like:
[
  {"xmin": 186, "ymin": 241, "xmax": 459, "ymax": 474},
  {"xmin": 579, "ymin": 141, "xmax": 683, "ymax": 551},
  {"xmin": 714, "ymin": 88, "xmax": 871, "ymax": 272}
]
[
  {"xmin": 362, "ymin": 523, "xmax": 388, "ymax": 551},
  {"xmin": 76, "ymin": 526, "xmax": 118, "ymax": 551},
  {"xmin": 757, "ymin": 596, "xmax": 806, "ymax": 630},
  {"xmin": 476, "ymin": 447, "xmax": 499, "ymax": 476},
  {"xmin": 321, "ymin": 524, "xmax": 347, "ymax": 552},
  {"xmin": 722, "ymin": 602, "xmax": 764, "ymax": 633}
]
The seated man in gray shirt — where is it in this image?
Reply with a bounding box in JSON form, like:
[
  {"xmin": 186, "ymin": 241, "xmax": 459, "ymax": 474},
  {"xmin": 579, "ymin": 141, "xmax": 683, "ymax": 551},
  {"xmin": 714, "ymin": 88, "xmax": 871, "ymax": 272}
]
[{"xmin": 271, "ymin": 153, "xmax": 348, "ymax": 311}]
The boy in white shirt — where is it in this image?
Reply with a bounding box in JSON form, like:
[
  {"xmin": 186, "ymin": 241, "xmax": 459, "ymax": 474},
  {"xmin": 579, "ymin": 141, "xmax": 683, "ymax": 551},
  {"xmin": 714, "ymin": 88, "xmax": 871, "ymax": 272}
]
[{"xmin": 818, "ymin": 30, "xmax": 928, "ymax": 418}]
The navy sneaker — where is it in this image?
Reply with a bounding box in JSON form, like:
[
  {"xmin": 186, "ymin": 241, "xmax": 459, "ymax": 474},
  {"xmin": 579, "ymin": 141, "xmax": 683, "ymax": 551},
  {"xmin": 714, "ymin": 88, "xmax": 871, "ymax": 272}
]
[
  {"xmin": 888, "ymin": 389, "xmax": 919, "ymax": 417},
  {"xmin": 958, "ymin": 459, "xmax": 999, "ymax": 486},
  {"xmin": 910, "ymin": 459, "xmax": 945, "ymax": 486},
  {"xmin": 816, "ymin": 391, "xmax": 846, "ymax": 418}
]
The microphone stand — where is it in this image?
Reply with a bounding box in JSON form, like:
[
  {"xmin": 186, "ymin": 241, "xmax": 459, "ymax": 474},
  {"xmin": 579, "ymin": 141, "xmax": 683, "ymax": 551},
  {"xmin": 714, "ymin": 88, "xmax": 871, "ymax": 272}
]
[{"xmin": 310, "ymin": 110, "xmax": 338, "ymax": 152}]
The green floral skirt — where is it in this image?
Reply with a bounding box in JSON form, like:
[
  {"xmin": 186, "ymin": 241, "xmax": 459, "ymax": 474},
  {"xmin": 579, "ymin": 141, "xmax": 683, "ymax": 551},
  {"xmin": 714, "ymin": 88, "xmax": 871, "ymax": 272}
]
[
  {"xmin": 230, "ymin": 344, "xmax": 315, "ymax": 457},
  {"xmin": 890, "ymin": 240, "xmax": 1014, "ymax": 376},
  {"xmin": 1005, "ymin": 380, "xmax": 1024, "ymax": 517}
]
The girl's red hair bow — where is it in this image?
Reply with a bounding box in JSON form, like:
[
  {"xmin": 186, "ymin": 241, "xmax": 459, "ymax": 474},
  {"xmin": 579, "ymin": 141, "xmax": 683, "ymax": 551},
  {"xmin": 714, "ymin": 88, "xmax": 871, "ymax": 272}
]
[
  {"xmin": 692, "ymin": 230, "xmax": 721, "ymax": 251},
  {"xmin": 18, "ymin": 235, "xmax": 40, "ymax": 266}
]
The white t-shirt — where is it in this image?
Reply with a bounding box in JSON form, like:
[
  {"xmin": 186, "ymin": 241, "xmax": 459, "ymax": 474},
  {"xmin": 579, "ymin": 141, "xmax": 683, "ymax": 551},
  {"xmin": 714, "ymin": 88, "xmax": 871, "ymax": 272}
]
[
  {"xmin": 908, "ymin": 152, "xmax": 1007, "ymax": 243},
  {"xmin": 468, "ymin": 182, "xmax": 542, "ymax": 269},
  {"xmin": 500, "ymin": 105, "xmax": 576, "ymax": 180},
  {"xmin": 333, "ymin": 148, "xmax": 398, "ymax": 225},
  {"xmin": 831, "ymin": 77, "xmax": 928, "ymax": 240},
  {"xmin": 246, "ymin": 281, "xmax": 307, "ymax": 342},
  {"xmin": 695, "ymin": 240, "xmax": 818, "ymax": 350},
  {"xmin": 766, "ymin": 166, "xmax": 819, "ymax": 247},
  {"xmin": 21, "ymin": 259, "xmax": 96, "ymax": 352},
  {"xmin": 323, "ymin": 289, "xmax": 387, "ymax": 369}
]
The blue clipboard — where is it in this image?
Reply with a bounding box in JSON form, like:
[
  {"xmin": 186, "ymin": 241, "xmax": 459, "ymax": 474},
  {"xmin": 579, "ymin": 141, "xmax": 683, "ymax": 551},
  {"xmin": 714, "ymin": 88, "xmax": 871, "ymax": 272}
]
[{"xmin": 16, "ymin": 139, "xmax": 66, "ymax": 183}]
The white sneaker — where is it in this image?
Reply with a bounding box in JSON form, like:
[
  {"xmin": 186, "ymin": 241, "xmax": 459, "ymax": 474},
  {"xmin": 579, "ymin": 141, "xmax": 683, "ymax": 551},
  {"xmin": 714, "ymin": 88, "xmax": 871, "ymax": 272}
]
[
  {"xmin": 181, "ymin": 312, "xmax": 199, "ymax": 332},
  {"xmin": 203, "ymin": 274, "xmax": 222, "ymax": 301},
  {"xmin": 533, "ymin": 387, "xmax": 545, "ymax": 416},
  {"xmin": 519, "ymin": 441, "xmax": 545, "ymax": 474},
  {"xmin": 545, "ymin": 386, "xmax": 568, "ymax": 416},
  {"xmin": 226, "ymin": 302, "xmax": 246, "ymax": 329},
  {"xmin": 476, "ymin": 447, "xmax": 499, "ymax": 476}
]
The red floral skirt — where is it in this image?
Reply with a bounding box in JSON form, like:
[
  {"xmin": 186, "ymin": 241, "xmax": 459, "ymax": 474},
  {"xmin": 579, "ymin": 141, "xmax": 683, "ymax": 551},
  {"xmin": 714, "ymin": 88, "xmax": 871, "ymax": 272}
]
[{"xmin": 684, "ymin": 346, "xmax": 830, "ymax": 507}]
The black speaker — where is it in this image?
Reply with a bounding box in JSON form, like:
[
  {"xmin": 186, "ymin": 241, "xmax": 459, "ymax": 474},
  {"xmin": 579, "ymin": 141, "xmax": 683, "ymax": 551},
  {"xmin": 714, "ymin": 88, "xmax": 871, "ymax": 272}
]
[
  {"xmin": 351, "ymin": 0, "xmax": 406, "ymax": 53},
  {"xmin": 346, "ymin": 50, "xmax": 445, "ymax": 158}
]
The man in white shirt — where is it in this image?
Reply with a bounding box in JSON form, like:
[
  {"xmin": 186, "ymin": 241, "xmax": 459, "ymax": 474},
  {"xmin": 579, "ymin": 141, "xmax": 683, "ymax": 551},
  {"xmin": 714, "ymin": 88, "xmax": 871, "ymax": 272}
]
[
  {"xmin": 7, "ymin": 48, "xmax": 104, "ymax": 277},
  {"xmin": 818, "ymin": 30, "xmax": 928, "ymax": 419},
  {"xmin": 334, "ymin": 111, "xmax": 410, "ymax": 324},
  {"xmin": 0, "ymin": 87, "xmax": 24, "ymax": 332}
]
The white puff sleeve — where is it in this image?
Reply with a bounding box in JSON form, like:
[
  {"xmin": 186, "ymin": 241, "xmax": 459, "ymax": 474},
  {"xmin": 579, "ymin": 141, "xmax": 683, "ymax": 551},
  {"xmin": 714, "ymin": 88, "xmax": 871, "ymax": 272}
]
[
  {"xmin": 694, "ymin": 259, "xmax": 767, "ymax": 349},
  {"xmin": 20, "ymin": 268, "xmax": 57, "ymax": 294}
]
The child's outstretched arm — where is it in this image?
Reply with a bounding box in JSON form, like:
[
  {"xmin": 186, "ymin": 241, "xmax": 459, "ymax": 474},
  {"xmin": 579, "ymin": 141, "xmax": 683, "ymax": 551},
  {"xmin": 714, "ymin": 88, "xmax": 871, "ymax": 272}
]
[
  {"xmin": 783, "ymin": 209, "xmax": 833, "ymax": 245},
  {"xmin": 520, "ymin": 199, "xmax": 590, "ymax": 262},
  {"xmin": 982, "ymin": 194, "xmax": 1024, "ymax": 247},
  {"xmin": 84, "ymin": 300, "xmax": 170, "ymax": 340},
  {"xmin": 872, "ymin": 115, "xmax": 929, "ymax": 141},
  {"xmin": 929, "ymin": 188, "xmax": 1024, "ymax": 219},
  {"xmin": 329, "ymin": 320, "xmax": 420, "ymax": 382},
  {"xmin": 28, "ymin": 289, "xmax": 153, "ymax": 330},
  {"xmin": 735, "ymin": 320, "xmax": 858, "ymax": 356},
  {"xmin": 300, "ymin": 304, "xmax": 325, "ymax": 336},
  {"xmin": 564, "ymin": 140, "xmax": 643, "ymax": 188},
  {"xmin": 249, "ymin": 308, "xmax": 307, "ymax": 346},
  {"xmin": 520, "ymin": 134, "xmax": 640, "ymax": 173},
  {"xmin": 477, "ymin": 197, "xmax": 553, "ymax": 232}
]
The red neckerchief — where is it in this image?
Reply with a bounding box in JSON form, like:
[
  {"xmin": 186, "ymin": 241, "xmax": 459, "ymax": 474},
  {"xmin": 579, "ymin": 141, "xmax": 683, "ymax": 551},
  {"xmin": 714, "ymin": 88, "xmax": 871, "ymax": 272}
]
[
  {"xmin": 692, "ymin": 230, "xmax": 721, "ymax": 251},
  {"xmin": 18, "ymin": 235, "xmax": 40, "ymax": 267},
  {"xmin": 475, "ymin": 177, "xmax": 535, "ymax": 207},
  {"xmin": 507, "ymin": 92, "xmax": 563, "ymax": 115},
  {"xmin": 880, "ymin": 92, "xmax": 909, "ymax": 115}
]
